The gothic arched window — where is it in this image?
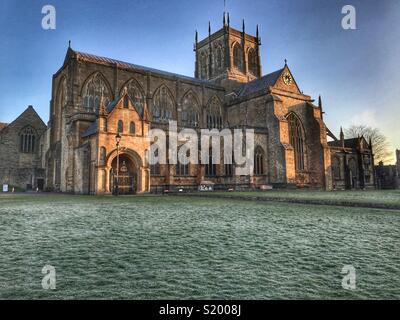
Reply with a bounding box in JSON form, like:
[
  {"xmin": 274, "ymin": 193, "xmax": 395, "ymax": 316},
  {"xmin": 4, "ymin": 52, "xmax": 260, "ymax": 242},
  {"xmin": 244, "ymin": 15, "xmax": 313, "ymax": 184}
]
[
  {"xmin": 287, "ymin": 113, "xmax": 305, "ymax": 171},
  {"xmin": 117, "ymin": 120, "xmax": 123, "ymax": 133},
  {"xmin": 332, "ymin": 156, "xmax": 341, "ymax": 180},
  {"xmin": 152, "ymin": 85, "xmax": 174, "ymax": 123},
  {"xmin": 123, "ymin": 95, "xmax": 129, "ymax": 108},
  {"xmin": 120, "ymin": 80, "xmax": 145, "ymax": 115},
  {"xmin": 176, "ymin": 149, "xmax": 190, "ymax": 176},
  {"xmin": 225, "ymin": 154, "xmax": 234, "ymax": 177},
  {"xmin": 82, "ymin": 73, "xmax": 112, "ymax": 112},
  {"xmin": 206, "ymin": 97, "xmax": 223, "ymax": 129},
  {"xmin": 20, "ymin": 126, "xmax": 36, "ymax": 153},
  {"xmin": 254, "ymin": 146, "xmax": 265, "ymax": 175},
  {"xmin": 205, "ymin": 148, "xmax": 217, "ymax": 177},
  {"xmin": 150, "ymin": 149, "xmax": 160, "ymax": 176},
  {"xmin": 200, "ymin": 52, "xmax": 209, "ymax": 79},
  {"xmin": 100, "ymin": 146, "xmax": 106, "ymax": 165},
  {"xmin": 200, "ymin": 53, "xmax": 208, "ymax": 79},
  {"xmin": 348, "ymin": 157, "xmax": 358, "ymax": 188},
  {"xmin": 215, "ymin": 46, "xmax": 223, "ymax": 70},
  {"xmin": 233, "ymin": 43, "xmax": 243, "ymax": 72},
  {"xmin": 348, "ymin": 158, "xmax": 357, "ymax": 178},
  {"xmin": 248, "ymin": 48, "xmax": 257, "ymax": 75},
  {"xmin": 129, "ymin": 122, "xmax": 135, "ymax": 135},
  {"xmin": 181, "ymin": 91, "xmax": 200, "ymax": 128}
]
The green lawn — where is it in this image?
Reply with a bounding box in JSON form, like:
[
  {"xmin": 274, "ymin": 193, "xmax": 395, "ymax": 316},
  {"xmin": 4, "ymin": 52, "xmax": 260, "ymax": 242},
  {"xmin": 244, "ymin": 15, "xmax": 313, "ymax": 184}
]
[
  {"xmin": 195, "ymin": 190, "xmax": 400, "ymax": 207},
  {"xmin": 0, "ymin": 194, "xmax": 399, "ymax": 299}
]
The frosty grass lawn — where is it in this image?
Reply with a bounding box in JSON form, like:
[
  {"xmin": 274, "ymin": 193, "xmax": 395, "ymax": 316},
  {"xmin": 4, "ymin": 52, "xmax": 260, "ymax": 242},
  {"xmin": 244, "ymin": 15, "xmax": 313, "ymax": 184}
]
[
  {"xmin": 195, "ymin": 189, "xmax": 400, "ymax": 207},
  {"xmin": 0, "ymin": 192, "xmax": 399, "ymax": 299}
]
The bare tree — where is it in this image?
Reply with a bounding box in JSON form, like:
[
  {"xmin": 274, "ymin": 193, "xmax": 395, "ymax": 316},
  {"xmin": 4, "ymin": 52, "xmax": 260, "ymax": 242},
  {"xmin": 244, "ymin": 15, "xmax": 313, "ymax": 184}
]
[{"xmin": 344, "ymin": 125, "xmax": 392, "ymax": 163}]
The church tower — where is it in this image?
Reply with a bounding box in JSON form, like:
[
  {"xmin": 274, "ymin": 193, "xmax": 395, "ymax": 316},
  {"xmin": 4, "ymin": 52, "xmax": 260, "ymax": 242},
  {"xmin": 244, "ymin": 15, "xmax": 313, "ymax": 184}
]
[{"xmin": 194, "ymin": 13, "xmax": 262, "ymax": 91}]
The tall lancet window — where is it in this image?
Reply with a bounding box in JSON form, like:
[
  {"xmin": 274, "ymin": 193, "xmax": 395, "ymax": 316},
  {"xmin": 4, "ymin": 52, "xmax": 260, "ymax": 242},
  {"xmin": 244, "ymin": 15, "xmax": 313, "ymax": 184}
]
[
  {"xmin": 200, "ymin": 53, "xmax": 208, "ymax": 79},
  {"xmin": 120, "ymin": 80, "xmax": 145, "ymax": 115},
  {"xmin": 206, "ymin": 97, "xmax": 222, "ymax": 129},
  {"xmin": 181, "ymin": 91, "xmax": 200, "ymax": 128},
  {"xmin": 233, "ymin": 43, "xmax": 243, "ymax": 72},
  {"xmin": 254, "ymin": 146, "xmax": 265, "ymax": 175},
  {"xmin": 287, "ymin": 113, "xmax": 305, "ymax": 171},
  {"xmin": 215, "ymin": 46, "xmax": 223, "ymax": 70},
  {"xmin": 152, "ymin": 85, "xmax": 174, "ymax": 123},
  {"xmin": 248, "ymin": 48, "xmax": 257, "ymax": 75},
  {"xmin": 20, "ymin": 126, "xmax": 36, "ymax": 153},
  {"xmin": 117, "ymin": 120, "xmax": 124, "ymax": 133},
  {"xmin": 332, "ymin": 157, "xmax": 341, "ymax": 180},
  {"xmin": 83, "ymin": 73, "xmax": 112, "ymax": 112},
  {"xmin": 205, "ymin": 148, "xmax": 217, "ymax": 177},
  {"xmin": 129, "ymin": 122, "xmax": 135, "ymax": 135}
]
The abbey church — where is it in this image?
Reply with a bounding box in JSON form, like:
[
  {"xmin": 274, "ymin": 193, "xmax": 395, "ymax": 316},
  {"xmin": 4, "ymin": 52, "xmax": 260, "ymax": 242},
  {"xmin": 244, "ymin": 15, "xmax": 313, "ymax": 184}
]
[{"xmin": 0, "ymin": 15, "xmax": 376, "ymax": 194}]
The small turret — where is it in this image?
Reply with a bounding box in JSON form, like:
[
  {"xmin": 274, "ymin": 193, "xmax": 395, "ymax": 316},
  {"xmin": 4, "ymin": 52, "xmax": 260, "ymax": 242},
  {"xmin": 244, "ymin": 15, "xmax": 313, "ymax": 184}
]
[
  {"xmin": 98, "ymin": 96, "xmax": 108, "ymax": 117},
  {"xmin": 357, "ymin": 135, "xmax": 362, "ymax": 150},
  {"xmin": 256, "ymin": 24, "xmax": 261, "ymax": 45},
  {"xmin": 194, "ymin": 30, "xmax": 198, "ymax": 52},
  {"xmin": 98, "ymin": 96, "xmax": 108, "ymax": 132},
  {"xmin": 340, "ymin": 127, "xmax": 345, "ymax": 148}
]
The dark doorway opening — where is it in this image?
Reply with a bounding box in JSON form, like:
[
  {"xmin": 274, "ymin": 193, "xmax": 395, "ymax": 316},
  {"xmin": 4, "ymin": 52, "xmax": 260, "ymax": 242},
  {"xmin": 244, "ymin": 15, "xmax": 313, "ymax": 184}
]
[
  {"xmin": 37, "ymin": 179, "xmax": 44, "ymax": 191},
  {"xmin": 110, "ymin": 154, "xmax": 137, "ymax": 195}
]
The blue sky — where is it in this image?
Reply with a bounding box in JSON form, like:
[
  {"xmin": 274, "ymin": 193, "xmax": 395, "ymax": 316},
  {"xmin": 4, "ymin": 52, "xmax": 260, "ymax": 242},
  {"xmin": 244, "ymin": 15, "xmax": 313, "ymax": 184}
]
[{"xmin": 0, "ymin": 0, "xmax": 399, "ymax": 162}]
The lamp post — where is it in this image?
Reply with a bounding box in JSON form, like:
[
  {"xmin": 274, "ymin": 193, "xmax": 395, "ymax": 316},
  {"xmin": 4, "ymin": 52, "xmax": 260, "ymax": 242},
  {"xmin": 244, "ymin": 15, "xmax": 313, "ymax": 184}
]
[{"xmin": 115, "ymin": 132, "xmax": 121, "ymax": 196}]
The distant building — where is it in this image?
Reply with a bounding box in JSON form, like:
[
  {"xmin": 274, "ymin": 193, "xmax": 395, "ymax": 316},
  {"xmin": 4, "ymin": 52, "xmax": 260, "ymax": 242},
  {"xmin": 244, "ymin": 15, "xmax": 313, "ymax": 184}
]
[
  {"xmin": 376, "ymin": 162, "xmax": 398, "ymax": 189},
  {"xmin": 375, "ymin": 150, "xmax": 400, "ymax": 189},
  {"xmin": 327, "ymin": 128, "xmax": 375, "ymax": 190},
  {"xmin": 0, "ymin": 106, "xmax": 47, "ymax": 190}
]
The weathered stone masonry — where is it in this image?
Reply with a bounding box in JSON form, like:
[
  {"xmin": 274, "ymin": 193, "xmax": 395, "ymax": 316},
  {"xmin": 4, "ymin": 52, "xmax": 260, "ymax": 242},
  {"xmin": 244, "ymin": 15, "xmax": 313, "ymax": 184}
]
[{"xmin": 0, "ymin": 17, "xmax": 375, "ymax": 193}]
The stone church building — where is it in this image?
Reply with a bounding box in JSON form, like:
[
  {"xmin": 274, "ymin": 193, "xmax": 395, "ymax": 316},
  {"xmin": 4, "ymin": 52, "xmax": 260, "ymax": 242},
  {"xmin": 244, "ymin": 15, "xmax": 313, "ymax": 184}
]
[
  {"xmin": 0, "ymin": 16, "xmax": 375, "ymax": 194},
  {"xmin": 0, "ymin": 106, "xmax": 47, "ymax": 191}
]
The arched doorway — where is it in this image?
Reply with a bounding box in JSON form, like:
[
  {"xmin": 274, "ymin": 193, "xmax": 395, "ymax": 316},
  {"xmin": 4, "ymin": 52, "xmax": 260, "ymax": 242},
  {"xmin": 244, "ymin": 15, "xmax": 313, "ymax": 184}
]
[
  {"xmin": 347, "ymin": 158, "xmax": 358, "ymax": 189},
  {"xmin": 110, "ymin": 154, "xmax": 137, "ymax": 195}
]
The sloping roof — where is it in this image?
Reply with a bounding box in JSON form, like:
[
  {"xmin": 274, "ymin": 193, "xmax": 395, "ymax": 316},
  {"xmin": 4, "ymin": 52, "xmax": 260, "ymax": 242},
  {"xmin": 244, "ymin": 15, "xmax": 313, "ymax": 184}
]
[
  {"xmin": 328, "ymin": 138, "xmax": 359, "ymax": 149},
  {"xmin": 82, "ymin": 121, "xmax": 97, "ymax": 138},
  {"xmin": 234, "ymin": 68, "xmax": 284, "ymax": 98},
  {"xmin": 106, "ymin": 97, "xmax": 144, "ymax": 118},
  {"xmin": 7, "ymin": 105, "xmax": 47, "ymax": 129},
  {"xmin": 73, "ymin": 50, "xmax": 220, "ymax": 88},
  {"xmin": 107, "ymin": 100, "xmax": 118, "ymax": 113},
  {"xmin": 326, "ymin": 127, "xmax": 338, "ymax": 141}
]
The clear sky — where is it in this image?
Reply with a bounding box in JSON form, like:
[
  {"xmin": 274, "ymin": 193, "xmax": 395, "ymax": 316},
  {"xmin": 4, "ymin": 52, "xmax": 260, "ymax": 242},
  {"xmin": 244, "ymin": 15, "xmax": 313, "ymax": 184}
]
[{"xmin": 0, "ymin": 0, "xmax": 399, "ymax": 163}]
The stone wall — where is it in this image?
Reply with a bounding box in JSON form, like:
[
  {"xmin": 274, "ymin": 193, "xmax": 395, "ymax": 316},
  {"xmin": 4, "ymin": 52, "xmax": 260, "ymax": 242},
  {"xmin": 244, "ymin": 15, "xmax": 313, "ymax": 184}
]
[
  {"xmin": 43, "ymin": 46, "xmax": 336, "ymax": 193},
  {"xmin": 0, "ymin": 106, "xmax": 47, "ymax": 190}
]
